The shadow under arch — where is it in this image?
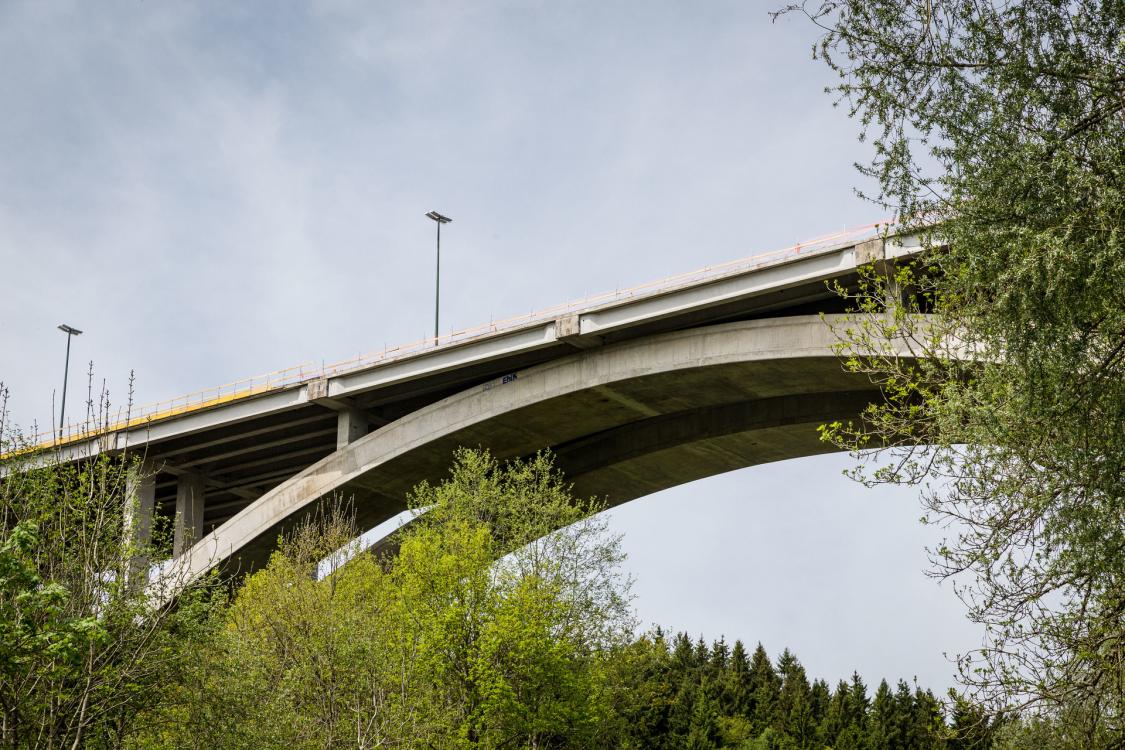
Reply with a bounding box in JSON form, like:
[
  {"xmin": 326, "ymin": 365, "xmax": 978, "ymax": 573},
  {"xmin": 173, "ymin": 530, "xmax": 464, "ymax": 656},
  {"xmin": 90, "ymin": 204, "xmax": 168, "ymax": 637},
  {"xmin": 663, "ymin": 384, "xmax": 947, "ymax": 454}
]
[{"xmin": 176, "ymin": 314, "xmax": 911, "ymax": 584}]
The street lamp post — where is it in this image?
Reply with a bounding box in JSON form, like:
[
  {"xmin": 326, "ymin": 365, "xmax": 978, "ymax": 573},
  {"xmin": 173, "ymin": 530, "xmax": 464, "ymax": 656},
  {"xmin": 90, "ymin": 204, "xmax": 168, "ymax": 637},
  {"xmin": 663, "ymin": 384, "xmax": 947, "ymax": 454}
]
[
  {"xmin": 425, "ymin": 211, "xmax": 452, "ymax": 343},
  {"xmin": 57, "ymin": 323, "xmax": 83, "ymax": 441}
]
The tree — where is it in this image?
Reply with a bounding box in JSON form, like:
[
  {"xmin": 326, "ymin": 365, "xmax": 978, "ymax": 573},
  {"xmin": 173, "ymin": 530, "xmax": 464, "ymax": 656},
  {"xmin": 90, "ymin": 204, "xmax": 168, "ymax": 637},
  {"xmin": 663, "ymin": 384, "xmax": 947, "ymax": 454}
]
[
  {"xmin": 774, "ymin": 650, "xmax": 814, "ymax": 744},
  {"xmin": 669, "ymin": 668, "xmax": 701, "ymax": 744},
  {"xmin": 723, "ymin": 640, "xmax": 754, "ymax": 718},
  {"xmin": 808, "ymin": 678, "xmax": 831, "ymax": 731},
  {"xmin": 845, "ymin": 672, "xmax": 870, "ymax": 735},
  {"xmin": 867, "ymin": 679, "xmax": 897, "ymax": 750},
  {"xmin": 685, "ymin": 681, "xmax": 722, "ymax": 750},
  {"xmin": 908, "ymin": 686, "xmax": 947, "ymax": 750},
  {"xmin": 141, "ymin": 448, "xmax": 634, "ymax": 749},
  {"xmin": 949, "ymin": 695, "xmax": 1002, "ymax": 750},
  {"xmin": 992, "ymin": 708, "xmax": 1117, "ymax": 750},
  {"xmin": 711, "ymin": 637, "xmax": 731, "ymax": 671},
  {"xmin": 781, "ymin": 1, "xmax": 1125, "ymax": 742},
  {"xmin": 818, "ymin": 679, "xmax": 853, "ymax": 747},
  {"xmin": 605, "ymin": 631, "xmax": 678, "ymax": 750},
  {"xmin": 0, "ymin": 445, "xmax": 218, "ymax": 749},
  {"xmin": 748, "ymin": 644, "xmax": 781, "ymax": 735},
  {"xmin": 406, "ymin": 449, "xmax": 633, "ymax": 746}
]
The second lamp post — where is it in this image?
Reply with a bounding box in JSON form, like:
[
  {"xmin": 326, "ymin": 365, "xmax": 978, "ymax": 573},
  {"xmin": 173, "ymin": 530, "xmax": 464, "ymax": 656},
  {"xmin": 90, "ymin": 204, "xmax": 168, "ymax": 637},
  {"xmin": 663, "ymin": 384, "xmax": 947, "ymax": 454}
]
[{"xmin": 425, "ymin": 210, "xmax": 451, "ymax": 343}]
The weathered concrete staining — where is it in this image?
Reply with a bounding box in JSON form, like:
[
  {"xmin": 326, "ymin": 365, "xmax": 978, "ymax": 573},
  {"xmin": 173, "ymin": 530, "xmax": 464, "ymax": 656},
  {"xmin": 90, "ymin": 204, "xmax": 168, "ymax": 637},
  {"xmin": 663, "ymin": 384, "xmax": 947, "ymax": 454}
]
[{"xmin": 177, "ymin": 315, "xmax": 904, "ymax": 583}]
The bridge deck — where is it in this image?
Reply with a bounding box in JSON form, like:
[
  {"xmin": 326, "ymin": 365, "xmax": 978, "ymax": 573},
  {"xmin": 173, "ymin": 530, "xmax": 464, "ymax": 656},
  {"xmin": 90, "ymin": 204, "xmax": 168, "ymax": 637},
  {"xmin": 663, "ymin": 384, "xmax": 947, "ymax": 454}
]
[{"xmin": 19, "ymin": 226, "xmax": 922, "ymax": 550}]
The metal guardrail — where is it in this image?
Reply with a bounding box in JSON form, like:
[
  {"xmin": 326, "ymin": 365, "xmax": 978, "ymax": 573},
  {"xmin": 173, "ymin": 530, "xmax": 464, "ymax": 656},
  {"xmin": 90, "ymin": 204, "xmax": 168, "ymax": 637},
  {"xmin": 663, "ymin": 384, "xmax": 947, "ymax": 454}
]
[{"xmin": 26, "ymin": 222, "xmax": 889, "ymax": 451}]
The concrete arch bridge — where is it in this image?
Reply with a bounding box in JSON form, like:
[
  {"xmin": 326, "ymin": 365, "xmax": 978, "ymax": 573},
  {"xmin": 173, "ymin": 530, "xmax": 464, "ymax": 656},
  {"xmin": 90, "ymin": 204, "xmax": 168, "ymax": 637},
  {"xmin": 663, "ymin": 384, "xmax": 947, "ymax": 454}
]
[{"xmin": 39, "ymin": 229, "xmax": 930, "ymax": 582}]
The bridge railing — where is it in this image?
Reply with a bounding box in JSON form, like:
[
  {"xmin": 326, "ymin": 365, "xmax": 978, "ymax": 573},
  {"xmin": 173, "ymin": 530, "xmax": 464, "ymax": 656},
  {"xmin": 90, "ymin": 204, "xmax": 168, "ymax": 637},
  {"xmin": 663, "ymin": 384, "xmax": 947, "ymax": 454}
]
[{"xmin": 27, "ymin": 221, "xmax": 890, "ymax": 451}]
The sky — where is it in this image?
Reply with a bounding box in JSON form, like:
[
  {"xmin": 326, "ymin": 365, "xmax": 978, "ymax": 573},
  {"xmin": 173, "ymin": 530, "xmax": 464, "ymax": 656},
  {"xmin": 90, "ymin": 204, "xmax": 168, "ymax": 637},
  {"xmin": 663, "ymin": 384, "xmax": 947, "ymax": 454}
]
[{"xmin": 0, "ymin": 0, "xmax": 982, "ymax": 693}]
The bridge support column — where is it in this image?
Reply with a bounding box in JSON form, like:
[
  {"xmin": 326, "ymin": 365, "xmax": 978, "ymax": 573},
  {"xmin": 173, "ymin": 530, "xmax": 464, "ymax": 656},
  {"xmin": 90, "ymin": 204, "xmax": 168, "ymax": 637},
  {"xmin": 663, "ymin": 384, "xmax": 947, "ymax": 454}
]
[
  {"xmin": 336, "ymin": 408, "xmax": 369, "ymax": 449},
  {"xmin": 173, "ymin": 474, "xmax": 205, "ymax": 557},
  {"xmin": 884, "ymin": 269, "xmax": 908, "ymax": 310},
  {"xmin": 856, "ymin": 237, "xmax": 907, "ymax": 310},
  {"xmin": 124, "ymin": 459, "xmax": 156, "ymax": 582}
]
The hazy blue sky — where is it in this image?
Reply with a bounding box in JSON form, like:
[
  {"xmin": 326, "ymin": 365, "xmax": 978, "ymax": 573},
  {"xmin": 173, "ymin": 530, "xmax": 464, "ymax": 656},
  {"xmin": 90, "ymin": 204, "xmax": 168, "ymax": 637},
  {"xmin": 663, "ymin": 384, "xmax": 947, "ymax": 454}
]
[{"xmin": 0, "ymin": 1, "xmax": 980, "ymax": 692}]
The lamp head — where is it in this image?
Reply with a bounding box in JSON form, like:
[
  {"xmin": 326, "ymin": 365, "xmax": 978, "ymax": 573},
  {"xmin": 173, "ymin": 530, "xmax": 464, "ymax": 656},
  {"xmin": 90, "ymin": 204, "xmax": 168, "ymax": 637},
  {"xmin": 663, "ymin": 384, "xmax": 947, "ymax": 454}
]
[
  {"xmin": 425, "ymin": 211, "xmax": 452, "ymax": 224},
  {"xmin": 58, "ymin": 324, "xmax": 83, "ymax": 336}
]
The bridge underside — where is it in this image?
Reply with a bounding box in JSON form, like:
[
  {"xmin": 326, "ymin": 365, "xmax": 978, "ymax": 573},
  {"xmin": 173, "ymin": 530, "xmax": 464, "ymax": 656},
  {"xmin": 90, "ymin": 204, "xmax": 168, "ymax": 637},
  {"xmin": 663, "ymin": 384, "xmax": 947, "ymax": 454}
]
[
  {"xmin": 178, "ymin": 315, "xmax": 892, "ymax": 581},
  {"xmin": 77, "ymin": 234, "xmax": 911, "ymax": 540},
  {"xmin": 26, "ymin": 230, "xmax": 925, "ymax": 579}
]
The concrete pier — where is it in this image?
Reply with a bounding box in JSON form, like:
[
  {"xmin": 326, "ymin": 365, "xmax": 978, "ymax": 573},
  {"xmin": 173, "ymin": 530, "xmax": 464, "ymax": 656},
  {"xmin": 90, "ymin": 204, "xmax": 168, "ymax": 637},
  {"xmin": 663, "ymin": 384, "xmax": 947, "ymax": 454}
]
[
  {"xmin": 173, "ymin": 473, "xmax": 205, "ymax": 557},
  {"xmin": 336, "ymin": 408, "xmax": 369, "ymax": 449},
  {"xmin": 124, "ymin": 459, "xmax": 156, "ymax": 581}
]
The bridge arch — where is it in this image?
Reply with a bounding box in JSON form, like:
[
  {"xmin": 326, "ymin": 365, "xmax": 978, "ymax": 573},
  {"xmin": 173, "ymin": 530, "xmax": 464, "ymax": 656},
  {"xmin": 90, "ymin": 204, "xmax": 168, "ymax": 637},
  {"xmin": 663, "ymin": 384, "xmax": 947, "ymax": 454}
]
[{"xmin": 179, "ymin": 314, "xmax": 906, "ymax": 581}]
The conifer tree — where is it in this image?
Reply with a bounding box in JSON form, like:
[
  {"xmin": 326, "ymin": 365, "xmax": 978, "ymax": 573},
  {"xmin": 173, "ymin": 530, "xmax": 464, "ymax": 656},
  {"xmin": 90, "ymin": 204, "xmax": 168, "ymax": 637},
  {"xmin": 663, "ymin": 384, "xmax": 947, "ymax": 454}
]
[
  {"xmin": 835, "ymin": 689, "xmax": 868, "ymax": 750},
  {"xmin": 775, "ymin": 649, "xmax": 814, "ymax": 744},
  {"xmin": 669, "ymin": 673, "xmax": 699, "ymax": 743},
  {"xmin": 893, "ymin": 680, "xmax": 917, "ymax": 748},
  {"xmin": 723, "ymin": 639, "xmax": 753, "ymax": 718},
  {"xmin": 686, "ymin": 679, "xmax": 722, "ymax": 750},
  {"xmin": 948, "ymin": 696, "xmax": 1000, "ymax": 749},
  {"xmin": 711, "ymin": 636, "xmax": 730, "ymax": 672},
  {"xmin": 694, "ymin": 635, "xmax": 712, "ymax": 673},
  {"xmin": 909, "ymin": 686, "xmax": 946, "ymax": 750},
  {"xmin": 866, "ymin": 679, "xmax": 897, "ymax": 750},
  {"xmin": 748, "ymin": 643, "xmax": 781, "ymax": 735},
  {"xmin": 672, "ymin": 632, "xmax": 697, "ymax": 672},
  {"xmin": 607, "ymin": 632, "xmax": 677, "ymax": 750},
  {"xmin": 847, "ymin": 672, "xmax": 871, "ymax": 733},
  {"xmin": 809, "ymin": 678, "xmax": 831, "ymax": 729},
  {"xmin": 785, "ymin": 682, "xmax": 817, "ymax": 748},
  {"xmin": 818, "ymin": 680, "xmax": 853, "ymax": 747}
]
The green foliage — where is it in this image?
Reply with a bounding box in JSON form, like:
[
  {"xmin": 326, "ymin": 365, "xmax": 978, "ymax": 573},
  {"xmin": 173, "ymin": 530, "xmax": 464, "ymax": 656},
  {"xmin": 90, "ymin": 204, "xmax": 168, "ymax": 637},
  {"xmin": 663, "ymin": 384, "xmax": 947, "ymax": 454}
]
[
  {"xmin": 4, "ymin": 444, "xmax": 995, "ymax": 749},
  {"xmin": 748, "ymin": 643, "xmax": 781, "ymax": 735},
  {"xmin": 610, "ymin": 635, "xmax": 967, "ymax": 750},
  {"xmin": 0, "ymin": 449, "xmax": 219, "ymax": 749},
  {"xmin": 138, "ymin": 449, "xmax": 632, "ymax": 749},
  {"xmin": 948, "ymin": 697, "xmax": 1002, "ymax": 750},
  {"xmin": 782, "ymin": 0, "xmax": 1125, "ymax": 742},
  {"xmin": 686, "ymin": 683, "xmax": 722, "ymax": 749},
  {"xmin": 0, "ymin": 430, "xmax": 1001, "ymax": 750},
  {"xmin": 992, "ymin": 706, "xmax": 1117, "ymax": 750}
]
